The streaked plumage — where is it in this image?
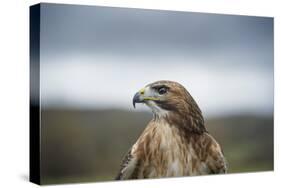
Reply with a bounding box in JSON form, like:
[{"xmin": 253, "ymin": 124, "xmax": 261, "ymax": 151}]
[{"xmin": 116, "ymin": 80, "xmax": 227, "ymax": 180}]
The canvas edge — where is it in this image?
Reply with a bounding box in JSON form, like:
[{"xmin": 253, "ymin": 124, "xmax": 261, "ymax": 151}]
[{"xmin": 29, "ymin": 3, "xmax": 41, "ymax": 185}]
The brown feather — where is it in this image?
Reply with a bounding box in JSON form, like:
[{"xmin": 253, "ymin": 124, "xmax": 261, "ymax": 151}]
[{"xmin": 116, "ymin": 81, "xmax": 227, "ymax": 180}]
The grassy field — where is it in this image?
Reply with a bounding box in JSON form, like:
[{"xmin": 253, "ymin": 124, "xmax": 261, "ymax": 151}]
[{"xmin": 40, "ymin": 109, "xmax": 273, "ymax": 184}]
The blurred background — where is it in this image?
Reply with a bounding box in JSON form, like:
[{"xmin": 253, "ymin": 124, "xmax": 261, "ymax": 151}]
[{"xmin": 36, "ymin": 3, "xmax": 273, "ymax": 184}]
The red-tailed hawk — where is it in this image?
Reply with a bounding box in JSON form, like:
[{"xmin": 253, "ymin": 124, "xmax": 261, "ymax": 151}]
[{"xmin": 116, "ymin": 80, "xmax": 227, "ymax": 180}]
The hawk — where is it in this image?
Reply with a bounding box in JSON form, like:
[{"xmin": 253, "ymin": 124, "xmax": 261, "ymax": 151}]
[{"xmin": 116, "ymin": 80, "xmax": 227, "ymax": 180}]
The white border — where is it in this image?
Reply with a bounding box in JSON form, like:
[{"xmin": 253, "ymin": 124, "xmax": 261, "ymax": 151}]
[{"xmin": 0, "ymin": 0, "xmax": 280, "ymax": 188}]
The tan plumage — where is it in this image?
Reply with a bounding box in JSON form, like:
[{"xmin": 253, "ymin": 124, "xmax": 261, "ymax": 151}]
[{"xmin": 116, "ymin": 80, "xmax": 227, "ymax": 180}]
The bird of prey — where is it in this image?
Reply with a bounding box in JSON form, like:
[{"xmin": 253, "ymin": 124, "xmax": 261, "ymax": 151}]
[{"xmin": 116, "ymin": 80, "xmax": 227, "ymax": 180}]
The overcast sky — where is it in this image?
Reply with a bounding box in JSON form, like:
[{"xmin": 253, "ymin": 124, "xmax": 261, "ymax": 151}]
[{"xmin": 39, "ymin": 3, "xmax": 273, "ymax": 117}]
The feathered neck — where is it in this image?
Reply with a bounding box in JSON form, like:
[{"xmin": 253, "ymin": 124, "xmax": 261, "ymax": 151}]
[{"xmin": 152, "ymin": 96, "xmax": 207, "ymax": 134}]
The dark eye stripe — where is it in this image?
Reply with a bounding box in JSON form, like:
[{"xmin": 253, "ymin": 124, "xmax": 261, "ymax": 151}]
[{"xmin": 152, "ymin": 85, "xmax": 169, "ymax": 90}]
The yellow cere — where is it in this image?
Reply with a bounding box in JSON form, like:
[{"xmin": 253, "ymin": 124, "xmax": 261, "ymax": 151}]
[{"xmin": 139, "ymin": 88, "xmax": 145, "ymax": 95}]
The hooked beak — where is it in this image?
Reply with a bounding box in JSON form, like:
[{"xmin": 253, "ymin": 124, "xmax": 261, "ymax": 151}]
[
  {"xmin": 133, "ymin": 92, "xmax": 142, "ymax": 108},
  {"xmin": 132, "ymin": 87, "xmax": 159, "ymax": 108}
]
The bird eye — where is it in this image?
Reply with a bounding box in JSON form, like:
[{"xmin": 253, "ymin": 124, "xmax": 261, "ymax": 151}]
[{"xmin": 158, "ymin": 87, "xmax": 167, "ymax": 95}]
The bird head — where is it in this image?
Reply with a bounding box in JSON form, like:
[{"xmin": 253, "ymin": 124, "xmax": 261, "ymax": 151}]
[
  {"xmin": 133, "ymin": 80, "xmax": 206, "ymax": 133},
  {"xmin": 133, "ymin": 80, "xmax": 193, "ymax": 116}
]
